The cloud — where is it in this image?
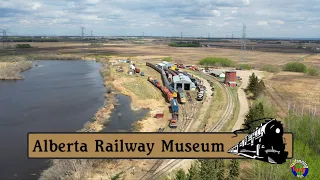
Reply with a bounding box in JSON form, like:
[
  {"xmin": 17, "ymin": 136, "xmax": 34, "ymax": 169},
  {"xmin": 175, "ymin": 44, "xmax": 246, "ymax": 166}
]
[
  {"xmin": 269, "ymin": 20, "xmax": 285, "ymax": 24},
  {"xmin": 1, "ymin": 0, "xmax": 319, "ymax": 37},
  {"xmin": 243, "ymin": 0, "xmax": 250, "ymax": 5},
  {"xmin": 257, "ymin": 21, "xmax": 269, "ymax": 26},
  {"xmin": 211, "ymin": 10, "xmax": 221, "ymax": 17}
]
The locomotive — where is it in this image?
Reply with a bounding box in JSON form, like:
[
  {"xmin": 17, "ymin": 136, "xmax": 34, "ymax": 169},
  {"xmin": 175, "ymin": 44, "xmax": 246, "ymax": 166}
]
[{"xmin": 228, "ymin": 119, "xmax": 288, "ymax": 164}]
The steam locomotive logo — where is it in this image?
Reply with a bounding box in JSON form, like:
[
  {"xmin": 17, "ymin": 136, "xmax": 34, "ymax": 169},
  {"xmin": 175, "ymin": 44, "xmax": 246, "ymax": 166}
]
[
  {"xmin": 228, "ymin": 118, "xmax": 289, "ymax": 164},
  {"xmin": 291, "ymin": 159, "xmax": 308, "ymax": 178}
]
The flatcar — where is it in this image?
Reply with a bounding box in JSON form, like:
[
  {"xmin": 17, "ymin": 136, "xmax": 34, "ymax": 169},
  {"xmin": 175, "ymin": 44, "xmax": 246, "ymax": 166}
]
[{"xmin": 228, "ymin": 119, "xmax": 288, "ymax": 164}]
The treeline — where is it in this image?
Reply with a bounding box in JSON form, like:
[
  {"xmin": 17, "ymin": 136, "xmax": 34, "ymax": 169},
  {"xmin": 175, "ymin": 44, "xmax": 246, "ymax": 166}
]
[
  {"xmin": 15, "ymin": 44, "xmax": 32, "ymax": 48},
  {"xmin": 172, "ymin": 159, "xmax": 240, "ymax": 180},
  {"xmin": 199, "ymin": 57, "xmax": 234, "ymax": 67},
  {"xmin": 245, "ymin": 73, "xmax": 265, "ymax": 99},
  {"xmin": 169, "ymin": 41, "xmax": 201, "ymax": 47},
  {"xmin": 7, "ymin": 38, "xmax": 59, "ymax": 42}
]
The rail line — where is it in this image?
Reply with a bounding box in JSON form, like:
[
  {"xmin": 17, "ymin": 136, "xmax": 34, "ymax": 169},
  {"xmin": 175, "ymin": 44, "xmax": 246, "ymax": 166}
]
[
  {"xmin": 146, "ymin": 74, "xmax": 235, "ymax": 180},
  {"xmin": 140, "ymin": 93, "xmax": 198, "ymax": 180}
]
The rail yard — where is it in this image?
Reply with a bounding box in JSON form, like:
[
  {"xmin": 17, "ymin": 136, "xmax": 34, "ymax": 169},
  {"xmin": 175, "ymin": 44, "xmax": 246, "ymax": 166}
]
[{"xmin": 105, "ymin": 59, "xmax": 239, "ymax": 180}]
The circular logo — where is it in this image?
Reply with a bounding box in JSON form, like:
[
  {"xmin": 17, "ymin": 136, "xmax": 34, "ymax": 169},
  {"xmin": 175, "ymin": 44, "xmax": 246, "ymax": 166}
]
[{"xmin": 290, "ymin": 159, "xmax": 308, "ymax": 178}]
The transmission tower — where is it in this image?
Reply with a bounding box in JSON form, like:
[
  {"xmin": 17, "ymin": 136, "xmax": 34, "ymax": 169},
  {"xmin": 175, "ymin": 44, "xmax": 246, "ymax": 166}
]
[
  {"xmin": 1, "ymin": 29, "xmax": 9, "ymax": 48},
  {"xmin": 91, "ymin": 30, "xmax": 93, "ymax": 37},
  {"xmin": 208, "ymin": 33, "xmax": 210, "ymax": 39},
  {"xmin": 240, "ymin": 24, "xmax": 247, "ymax": 62},
  {"xmin": 180, "ymin": 32, "xmax": 183, "ymax": 38},
  {"xmin": 80, "ymin": 26, "xmax": 85, "ymax": 39}
]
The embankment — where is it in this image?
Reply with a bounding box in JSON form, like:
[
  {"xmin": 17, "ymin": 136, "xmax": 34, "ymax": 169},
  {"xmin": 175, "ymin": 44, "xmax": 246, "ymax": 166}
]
[{"xmin": 0, "ymin": 56, "xmax": 33, "ymax": 80}]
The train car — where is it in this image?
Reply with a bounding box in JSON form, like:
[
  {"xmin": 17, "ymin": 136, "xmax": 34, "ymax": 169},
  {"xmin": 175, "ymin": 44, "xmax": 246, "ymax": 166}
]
[
  {"xmin": 177, "ymin": 88, "xmax": 186, "ymax": 104},
  {"xmin": 228, "ymin": 119, "xmax": 288, "ymax": 164},
  {"xmin": 169, "ymin": 113, "xmax": 178, "ymax": 128},
  {"xmin": 171, "ymin": 99, "xmax": 179, "ymax": 113},
  {"xmin": 161, "ymin": 86, "xmax": 173, "ymax": 102}
]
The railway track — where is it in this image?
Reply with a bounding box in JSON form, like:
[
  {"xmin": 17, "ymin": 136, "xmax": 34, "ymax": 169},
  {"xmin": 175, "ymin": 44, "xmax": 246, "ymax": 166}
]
[
  {"xmin": 145, "ymin": 74, "xmax": 235, "ymax": 180},
  {"xmin": 141, "ymin": 93, "xmax": 198, "ymax": 180}
]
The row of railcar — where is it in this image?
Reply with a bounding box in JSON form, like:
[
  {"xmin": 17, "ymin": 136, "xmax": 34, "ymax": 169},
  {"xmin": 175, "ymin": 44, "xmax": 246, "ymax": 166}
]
[
  {"xmin": 146, "ymin": 62, "xmax": 179, "ymax": 129},
  {"xmin": 148, "ymin": 76, "xmax": 173, "ymax": 102}
]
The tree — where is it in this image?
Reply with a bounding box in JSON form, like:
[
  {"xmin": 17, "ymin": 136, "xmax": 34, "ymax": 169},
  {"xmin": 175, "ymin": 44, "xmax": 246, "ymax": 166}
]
[
  {"xmin": 244, "ymin": 102, "xmax": 265, "ymax": 133},
  {"xmin": 228, "ymin": 160, "xmax": 240, "ymax": 179},
  {"xmin": 216, "ymin": 160, "xmax": 225, "ymax": 180},
  {"xmin": 174, "ymin": 169, "xmax": 187, "ymax": 180},
  {"xmin": 187, "ymin": 162, "xmax": 201, "ymax": 180},
  {"xmin": 199, "ymin": 159, "xmax": 217, "ymax": 180}
]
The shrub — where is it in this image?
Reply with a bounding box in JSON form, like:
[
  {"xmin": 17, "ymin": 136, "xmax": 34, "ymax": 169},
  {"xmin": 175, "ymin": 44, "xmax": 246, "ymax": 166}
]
[
  {"xmin": 237, "ymin": 63, "xmax": 253, "ymax": 70},
  {"xmin": 162, "ymin": 56, "xmax": 172, "ymax": 62},
  {"xmin": 15, "ymin": 44, "xmax": 32, "ymax": 48},
  {"xmin": 307, "ymin": 67, "xmax": 319, "ymax": 76},
  {"xmin": 283, "ymin": 62, "xmax": 307, "ymax": 73},
  {"xmin": 260, "ymin": 64, "xmax": 280, "ymax": 73},
  {"xmin": 199, "ymin": 57, "xmax": 233, "ymax": 67}
]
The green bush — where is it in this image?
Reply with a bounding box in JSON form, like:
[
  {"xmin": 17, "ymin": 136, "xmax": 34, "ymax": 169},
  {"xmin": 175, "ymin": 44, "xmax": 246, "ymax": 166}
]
[
  {"xmin": 15, "ymin": 44, "xmax": 32, "ymax": 48},
  {"xmin": 307, "ymin": 67, "xmax": 319, "ymax": 76},
  {"xmin": 169, "ymin": 42, "xmax": 201, "ymax": 47},
  {"xmin": 283, "ymin": 62, "xmax": 307, "ymax": 73},
  {"xmin": 237, "ymin": 63, "xmax": 253, "ymax": 70},
  {"xmin": 199, "ymin": 57, "xmax": 233, "ymax": 67},
  {"xmin": 260, "ymin": 64, "xmax": 280, "ymax": 73},
  {"xmin": 162, "ymin": 56, "xmax": 173, "ymax": 62}
]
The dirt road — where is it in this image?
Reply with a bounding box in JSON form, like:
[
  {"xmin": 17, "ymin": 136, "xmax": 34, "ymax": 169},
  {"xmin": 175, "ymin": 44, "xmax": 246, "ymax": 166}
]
[{"xmin": 231, "ymin": 70, "xmax": 265, "ymax": 131}]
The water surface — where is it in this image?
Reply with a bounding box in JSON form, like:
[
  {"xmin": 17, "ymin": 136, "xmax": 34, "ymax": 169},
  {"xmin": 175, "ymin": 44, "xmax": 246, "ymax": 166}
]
[{"xmin": 0, "ymin": 60, "xmax": 105, "ymax": 179}]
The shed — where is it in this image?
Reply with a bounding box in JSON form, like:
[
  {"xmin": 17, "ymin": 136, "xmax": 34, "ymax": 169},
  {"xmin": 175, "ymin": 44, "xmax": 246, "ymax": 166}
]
[
  {"xmin": 225, "ymin": 71, "xmax": 237, "ymax": 83},
  {"xmin": 228, "ymin": 81, "xmax": 237, "ymax": 87},
  {"xmin": 210, "ymin": 70, "xmax": 225, "ymax": 78},
  {"xmin": 154, "ymin": 111, "xmax": 164, "ymax": 119},
  {"xmin": 173, "ymin": 73, "xmax": 192, "ymax": 91},
  {"xmin": 157, "ymin": 61, "xmax": 173, "ymax": 70}
]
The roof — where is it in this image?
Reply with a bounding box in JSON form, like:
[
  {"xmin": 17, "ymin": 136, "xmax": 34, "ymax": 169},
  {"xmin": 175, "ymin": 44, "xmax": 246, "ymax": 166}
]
[
  {"xmin": 226, "ymin": 70, "xmax": 237, "ymax": 73},
  {"xmin": 157, "ymin": 63, "xmax": 166, "ymax": 67},
  {"xmin": 210, "ymin": 70, "xmax": 224, "ymax": 75},
  {"xmin": 173, "ymin": 74, "xmax": 192, "ymax": 83}
]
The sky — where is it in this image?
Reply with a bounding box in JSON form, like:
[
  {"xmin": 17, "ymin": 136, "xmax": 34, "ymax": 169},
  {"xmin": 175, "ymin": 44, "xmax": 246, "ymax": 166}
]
[{"xmin": 1, "ymin": 0, "xmax": 320, "ymax": 38}]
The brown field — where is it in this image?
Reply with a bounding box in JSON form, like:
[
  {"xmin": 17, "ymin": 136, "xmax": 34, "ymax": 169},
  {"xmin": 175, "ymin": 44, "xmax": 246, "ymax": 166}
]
[
  {"xmin": 265, "ymin": 72, "xmax": 320, "ymax": 117},
  {"xmin": 3, "ymin": 42, "xmax": 316, "ymax": 69}
]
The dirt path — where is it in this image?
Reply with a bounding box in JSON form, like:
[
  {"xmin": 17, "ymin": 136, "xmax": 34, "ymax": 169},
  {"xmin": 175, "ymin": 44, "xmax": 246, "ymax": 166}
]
[{"xmin": 231, "ymin": 70, "xmax": 265, "ymax": 131}]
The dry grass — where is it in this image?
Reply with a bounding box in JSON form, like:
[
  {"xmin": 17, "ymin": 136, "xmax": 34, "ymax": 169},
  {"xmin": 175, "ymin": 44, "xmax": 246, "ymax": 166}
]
[
  {"xmin": 0, "ymin": 60, "xmax": 32, "ymax": 80},
  {"xmin": 265, "ymin": 72, "xmax": 320, "ymax": 116}
]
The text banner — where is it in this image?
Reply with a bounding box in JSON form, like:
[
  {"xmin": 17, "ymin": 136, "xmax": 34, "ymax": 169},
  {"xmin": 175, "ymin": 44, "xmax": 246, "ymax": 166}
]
[{"xmin": 28, "ymin": 132, "xmax": 293, "ymax": 159}]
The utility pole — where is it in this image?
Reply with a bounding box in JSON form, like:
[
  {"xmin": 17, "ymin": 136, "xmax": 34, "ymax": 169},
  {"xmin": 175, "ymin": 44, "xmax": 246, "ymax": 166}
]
[
  {"xmin": 80, "ymin": 26, "xmax": 85, "ymax": 39},
  {"xmin": 208, "ymin": 33, "xmax": 210, "ymax": 39},
  {"xmin": 232, "ymin": 33, "xmax": 234, "ymax": 43},
  {"xmin": 240, "ymin": 24, "xmax": 247, "ymax": 62}
]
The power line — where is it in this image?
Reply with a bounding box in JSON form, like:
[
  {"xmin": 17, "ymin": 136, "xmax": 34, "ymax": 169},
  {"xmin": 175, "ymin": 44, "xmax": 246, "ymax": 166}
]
[
  {"xmin": 80, "ymin": 26, "xmax": 85, "ymax": 39},
  {"xmin": 240, "ymin": 24, "xmax": 247, "ymax": 62}
]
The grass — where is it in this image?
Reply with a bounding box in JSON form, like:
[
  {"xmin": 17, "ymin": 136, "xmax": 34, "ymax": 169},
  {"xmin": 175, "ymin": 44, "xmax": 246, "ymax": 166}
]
[
  {"xmin": 260, "ymin": 64, "xmax": 280, "ymax": 73},
  {"xmin": 199, "ymin": 57, "xmax": 234, "ymax": 67},
  {"xmin": 0, "ymin": 57, "xmax": 33, "ymax": 80},
  {"xmin": 221, "ymin": 86, "xmax": 240, "ymax": 131},
  {"xmin": 237, "ymin": 63, "xmax": 254, "ymax": 70},
  {"xmin": 162, "ymin": 56, "xmax": 172, "ymax": 62},
  {"xmin": 25, "ymin": 53, "xmax": 84, "ymax": 60},
  {"xmin": 307, "ymin": 66, "xmax": 319, "ymax": 76}
]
